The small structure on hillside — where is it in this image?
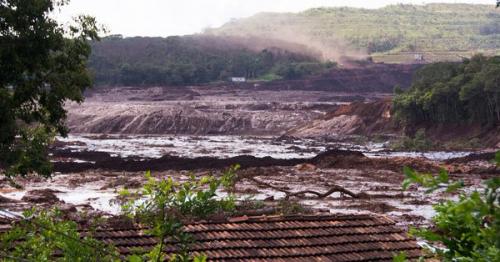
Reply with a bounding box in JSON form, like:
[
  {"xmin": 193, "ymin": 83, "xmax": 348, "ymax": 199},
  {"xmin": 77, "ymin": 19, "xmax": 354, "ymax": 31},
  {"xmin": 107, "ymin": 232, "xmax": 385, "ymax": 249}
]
[
  {"xmin": 414, "ymin": 53, "xmax": 424, "ymax": 62},
  {"xmin": 230, "ymin": 77, "xmax": 246, "ymax": 83}
]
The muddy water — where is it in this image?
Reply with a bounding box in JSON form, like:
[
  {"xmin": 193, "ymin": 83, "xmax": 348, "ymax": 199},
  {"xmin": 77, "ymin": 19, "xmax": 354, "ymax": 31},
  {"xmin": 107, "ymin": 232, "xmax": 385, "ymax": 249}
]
[
  {"xmin": 1, "ymin": 134, "xmax": 485, "ymax": 227},
  {"xmin": 57, "ymin": 134, "xmax": 473, "ymax": 161}
]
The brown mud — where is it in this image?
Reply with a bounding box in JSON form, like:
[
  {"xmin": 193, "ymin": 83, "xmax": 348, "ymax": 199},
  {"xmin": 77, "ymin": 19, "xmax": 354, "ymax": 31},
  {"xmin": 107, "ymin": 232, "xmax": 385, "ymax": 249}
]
[
  {"xmin": 51, "ymin": 148, "xmax": 441, "ymax": 174},
  {"xmin": 290, "ymin": 99, "xmax": 500, "ymax": 147},
  {"xmin": 66, "ymin": 62, "xmax": 419, "ymax": 136}
]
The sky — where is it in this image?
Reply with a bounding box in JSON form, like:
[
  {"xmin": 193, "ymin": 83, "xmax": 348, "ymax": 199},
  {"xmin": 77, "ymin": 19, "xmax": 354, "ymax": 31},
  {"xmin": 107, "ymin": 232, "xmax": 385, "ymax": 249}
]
[{"xmin": 54, "ymin": 0, "xmax": 494, "ymax": 37}]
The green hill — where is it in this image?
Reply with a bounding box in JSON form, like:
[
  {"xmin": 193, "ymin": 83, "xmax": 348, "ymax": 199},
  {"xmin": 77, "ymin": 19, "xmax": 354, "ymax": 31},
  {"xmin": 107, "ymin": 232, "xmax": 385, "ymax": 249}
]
[
  {"xmin": 206, "ymin": 4, "xmax": 500, "ymax": 56},
  {"xmin": 89, "ymin": 35, "xmax": 331, "ymax": 86}
]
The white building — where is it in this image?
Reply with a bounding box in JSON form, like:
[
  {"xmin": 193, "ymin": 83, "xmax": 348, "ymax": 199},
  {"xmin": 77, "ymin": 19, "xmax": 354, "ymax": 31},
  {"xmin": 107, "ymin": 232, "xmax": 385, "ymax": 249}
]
[{"xmin": 230, "ymin": 77, "xmax": 246, "ymax": 83}]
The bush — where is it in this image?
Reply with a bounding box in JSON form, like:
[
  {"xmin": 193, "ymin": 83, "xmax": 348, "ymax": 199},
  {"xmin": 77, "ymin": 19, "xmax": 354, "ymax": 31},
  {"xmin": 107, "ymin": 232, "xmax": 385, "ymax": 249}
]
[
  {"xmin": 401, "ymin": 155, "xmax": 500, "ymax": 261},
  {"xmin": 390, "ymin": 129, "xmax": 434, "ymax": 151},
  {"xmin": 1, "ymin": 209, "xmax": 118, "ymax": 261},
  {"xmin": 393, "ymin": 55, "xmax": 500, "ymax": 127},
  {"xmin": 121, "ymin": 166, "xmax": 239, "ymax": 261}
]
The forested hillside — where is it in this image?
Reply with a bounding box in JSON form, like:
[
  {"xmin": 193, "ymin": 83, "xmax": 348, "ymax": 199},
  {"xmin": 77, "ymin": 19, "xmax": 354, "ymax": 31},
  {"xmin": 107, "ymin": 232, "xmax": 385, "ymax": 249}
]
[
  {"xmin": 88, "ymin": 4, "xmax": 500, "ymax": 87},
  {"xmin": 89, "ymin": 35, "xmax": 334, "ymax": 86},
  {"xmin": 393, "ymin": 55, "xmax": 500, "ymax": 126},
  {"xmin": 207, "ymin": 4, "xmax": 500, "ymax": 54}
]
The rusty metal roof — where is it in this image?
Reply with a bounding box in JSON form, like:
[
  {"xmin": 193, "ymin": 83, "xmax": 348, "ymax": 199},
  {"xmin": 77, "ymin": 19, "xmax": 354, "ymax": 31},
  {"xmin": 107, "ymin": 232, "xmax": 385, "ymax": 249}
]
[{"xmin": 91, "ymin": 214, "xmax": 421, "ymax": 261}]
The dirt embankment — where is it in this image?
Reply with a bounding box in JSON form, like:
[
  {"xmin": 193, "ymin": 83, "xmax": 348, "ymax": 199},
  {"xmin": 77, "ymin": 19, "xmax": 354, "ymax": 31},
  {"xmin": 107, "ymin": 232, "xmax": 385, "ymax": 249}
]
[
  {"xmin": 65, "ymin": 62, "xmax": 420, "ymax": 136},
  {"xmin": 253, "ymin": 63, "xmax": 420, "ymax": 93},
  {"xmin": 288, "ymin": 99, "xmax": 395, "ymax": 137},
  {"xmin": 289, "ymin": 99, "xmax": 500, "ymax": 147},
  {"xmin": 66, "ymin": 88, "xmax": 345, "ymax": 135},
  {"xmin": 51, "ymin": 148, "xmax": 439, "ymax": 173}
]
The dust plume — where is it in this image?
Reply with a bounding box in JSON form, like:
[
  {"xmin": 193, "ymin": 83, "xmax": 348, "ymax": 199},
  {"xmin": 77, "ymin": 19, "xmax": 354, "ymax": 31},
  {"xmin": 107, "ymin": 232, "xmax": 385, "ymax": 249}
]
[{"xmin": 203, "ymin": 15, "xmax": 368, "ymax": 63}]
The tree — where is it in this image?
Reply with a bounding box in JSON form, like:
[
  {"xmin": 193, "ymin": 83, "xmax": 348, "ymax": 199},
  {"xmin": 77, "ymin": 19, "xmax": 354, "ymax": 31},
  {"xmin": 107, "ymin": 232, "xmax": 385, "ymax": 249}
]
[
  {"xmin": 0, "ymin": 0, "xmax": 101, "ymax": 178},
  {"xmin": 393, "ymin": 55, "xmax": 500, "ymax": 128},
  {"xmin": 401, "ymin": 156, "xmax": 500, "ymax": 261},
  {"xmin": 121, "ymin": 167, "xmax": 238, "ymax": 261}
]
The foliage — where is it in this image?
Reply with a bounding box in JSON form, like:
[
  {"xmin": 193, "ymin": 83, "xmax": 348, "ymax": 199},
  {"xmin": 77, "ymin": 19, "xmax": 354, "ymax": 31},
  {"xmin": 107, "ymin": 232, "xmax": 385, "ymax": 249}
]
[
  {"xmin": 401, "ymin": 160, "xmax": 499, "ymax": 261},
  {"xmin": 441, "ymin": 137, "xmax": 483, "ymax": 150},
  {"xmin": 121, "ymin": 166, "xmax": 239, "ymax": 261},
  {"xmin": 89, "ymin": 36, "xmax": 332, "ymax": 86},
  {"xmin": 207, "ymin": 4, "xmax": 500, "ymax": 54},
  {"xmin": 393, "ymin": 54, "xmax": 500, "ymax": 127},
  {"xmin": 272, "ymin": 62, "xmax": 335, "ymax": 80},
  {"xmin": 1, "ymin": 166, "xmax": 240, "ymax": 261},
  {"xmin": 402, "ymin": 167, "xmax": 464, "ymax": 193},
  {"xmin": 390, "ymin": 129, "xmax": 434, "ymax": 151},
  {"xmin": 278, "ymin": 199, "xmax": 306, "ymax": 215},
  {"xmin": 0, "ymin": 0, "xmax": 102, "ymax": 178},
  {"xmin": 392, "ymin": 252, "xmax": 407, "ymax": 262},
  {"xmin": 1, "ymin": 208, "xmax": 119, "ymax": 261}
]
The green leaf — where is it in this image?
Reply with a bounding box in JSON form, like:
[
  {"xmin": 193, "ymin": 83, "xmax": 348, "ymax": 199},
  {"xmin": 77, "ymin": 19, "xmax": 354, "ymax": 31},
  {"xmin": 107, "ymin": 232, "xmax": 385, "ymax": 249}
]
[
  {"xmin": 403, "ymin": 166, "xmax": 418, "ymax": 181},
  {"xmin": 127, "ymin": 254, "xmax": 143, "ymax": 262},
  {"xmin": 402, "ymin": 178, "xmax": 412, "ymax": 190},
  {"xmin": 495, "ymin": 151, "xmax": 500, "ymax": 166},
  {"xmin": 446, "ymin": 180, "xmax": 464, "ymax": 193},
  {"xmin": 392, "ymin": 251, "xmax": 407, "ymax": 262},
  {"xmin": 438, "ymin": 168, "xmax": 449, "ymax": 183},
  {"xmin": 193, "ymin": 254, "xmax": 207, "ymax": 262}
]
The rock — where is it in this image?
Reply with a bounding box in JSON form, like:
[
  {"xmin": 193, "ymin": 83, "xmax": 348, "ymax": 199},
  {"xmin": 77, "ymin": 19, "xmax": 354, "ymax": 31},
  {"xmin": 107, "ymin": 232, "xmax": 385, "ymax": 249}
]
[
  {"xmin": 21, "ymin": 189, "xmax": 62, "ymax": 204},
  {"xmin": 295, "ymin": 163, "xmax": 317, "ymax": 172},
  {"xmin": 57, "ymin": 203, "xmax": 77, "ymax": 213},
  {"xmin": 0, "ymin": 195, "xmax": 18, "ymax": 203}
]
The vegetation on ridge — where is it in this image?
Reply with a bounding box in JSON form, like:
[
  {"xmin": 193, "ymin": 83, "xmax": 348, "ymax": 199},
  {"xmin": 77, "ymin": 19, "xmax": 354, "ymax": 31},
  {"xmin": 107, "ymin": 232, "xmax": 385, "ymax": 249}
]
[
  {"xmin": 89, "ymin": 35, "xmax": 335, "ymax": 87},
  {"xmin": 393, "ymin": 54, "xmax": 500, "ymax": 127},
  {"xmin": 207, "ymin": 4, "xmax": 500, "ymax": 54}
]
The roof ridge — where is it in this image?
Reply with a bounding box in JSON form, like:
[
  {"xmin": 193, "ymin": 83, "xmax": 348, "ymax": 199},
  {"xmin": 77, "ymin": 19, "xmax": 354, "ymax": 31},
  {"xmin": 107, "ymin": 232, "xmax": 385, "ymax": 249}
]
[
  {"xmin": 194, "ymin": 213, "xmax": 385, "ymax": 224},
  {"xmin": 87, "ymin": 214, "xmax": 395, "ymax": 232}
]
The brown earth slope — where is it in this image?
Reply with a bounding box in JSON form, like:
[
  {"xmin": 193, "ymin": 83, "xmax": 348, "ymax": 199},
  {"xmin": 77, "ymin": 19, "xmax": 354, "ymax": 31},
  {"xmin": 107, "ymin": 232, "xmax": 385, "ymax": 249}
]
[
  {"xmin": 288, "ymin": 100, "xmax": 394, "ymax": 137},
  {"xmin": 289, "ymin": 99, "xmax": 500, "ymax": 147},
  {"xmin": 66, "ymin": 63, "xmax": 420, "ymax": 135}
]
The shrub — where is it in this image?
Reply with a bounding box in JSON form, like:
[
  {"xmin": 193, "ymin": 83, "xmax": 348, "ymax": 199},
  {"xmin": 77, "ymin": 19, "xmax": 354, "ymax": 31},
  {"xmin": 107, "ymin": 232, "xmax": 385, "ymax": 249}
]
[
  {"xmin": 1, "ymin": 209, "xmax": 119, "ymax": 261},
  {"xmin": 400, "ymin": 156, "xmax": 500, "ymax": 261},
  {"xmin": 390, "ymin": 129, "xmax": 434, "ymax": 151},
  {"xmin": 121, "ymin": 166, "xmax": 239, "ymax": 261}
]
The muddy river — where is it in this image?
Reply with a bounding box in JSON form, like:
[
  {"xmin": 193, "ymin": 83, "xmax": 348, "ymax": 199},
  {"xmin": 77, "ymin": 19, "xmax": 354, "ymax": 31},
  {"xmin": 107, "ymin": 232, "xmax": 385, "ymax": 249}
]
[
  {"xmin": 2, "ymin": 133, "xmax": 490, "ymax": 229},
  {"xmin": 57, "ymin": 134, "xmax": 472, "ymax": 161}
]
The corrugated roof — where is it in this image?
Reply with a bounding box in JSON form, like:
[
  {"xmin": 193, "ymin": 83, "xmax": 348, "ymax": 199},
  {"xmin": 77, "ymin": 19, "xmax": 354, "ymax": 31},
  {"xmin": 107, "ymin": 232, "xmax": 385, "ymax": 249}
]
[{"xmin": 91, "ymin": 214, "xmax": 422, "ymax": 261}]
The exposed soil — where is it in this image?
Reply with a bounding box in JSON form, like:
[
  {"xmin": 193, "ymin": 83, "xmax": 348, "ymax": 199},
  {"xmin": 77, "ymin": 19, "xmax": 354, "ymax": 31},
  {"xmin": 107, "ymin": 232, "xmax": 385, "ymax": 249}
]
[
  {"xmin": 288, "ymin": 99, "xmax": 395, "ymax": 137},
  {"xmin": 289, "ymin": 99, "xmax": 500, "ymax": 147},
  {"xmin": 50, "ymin": 148, "xmax": 443, "ymax": 174},
  {"xmin": 2, "ymin": 62, "xmax": 497, "ymax": 232},
  {"xmin": 66, "ymin": 88, "xmax": 342, "ymax": 135},
  {"xmin": 21, "ymin": 189, "xmax": 63, "ymax": 204},
  {"xmin": 66, "ymin": 62, "xmax": 418, "ymax": 136},
  {"xmin": 2, "ymin": 153, "xmax": 494, "ymax": 228},
  {"xmin": 242, "ymin": 62, "xmax": 420, "ymax": 93}
]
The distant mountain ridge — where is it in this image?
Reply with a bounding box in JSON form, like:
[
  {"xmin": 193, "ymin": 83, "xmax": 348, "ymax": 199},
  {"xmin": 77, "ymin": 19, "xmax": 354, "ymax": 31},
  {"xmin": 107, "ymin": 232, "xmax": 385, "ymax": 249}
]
[{"xmin": 206, "ymin": 4, "xmax": 500, "ymax": 56}]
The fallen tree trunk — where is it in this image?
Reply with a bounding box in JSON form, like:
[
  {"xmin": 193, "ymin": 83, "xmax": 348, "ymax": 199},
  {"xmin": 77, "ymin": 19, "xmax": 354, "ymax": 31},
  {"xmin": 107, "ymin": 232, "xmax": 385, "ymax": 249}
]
[{"xmin": 247, "ymin": 177, "xmax": 365, "ymax": 199}]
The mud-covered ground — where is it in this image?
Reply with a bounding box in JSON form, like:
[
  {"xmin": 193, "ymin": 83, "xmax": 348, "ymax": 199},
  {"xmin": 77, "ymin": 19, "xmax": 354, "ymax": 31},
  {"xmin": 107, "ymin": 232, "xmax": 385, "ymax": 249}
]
[
  {"xmin": 2, "ymin": 65, "xmax": 498, "ymax": 229},
  {"xmin": 66, "ymin": 86, "xmax": 389, "ymax": 135},
  {"xmin": 1, "ymin": 150, "xmax": 497, "ymax": 228}
]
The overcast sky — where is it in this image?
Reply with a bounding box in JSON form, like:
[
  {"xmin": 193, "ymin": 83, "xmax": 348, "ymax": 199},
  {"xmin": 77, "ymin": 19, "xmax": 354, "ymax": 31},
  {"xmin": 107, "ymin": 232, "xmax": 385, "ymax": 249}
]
[{"xmin": 55, "ymin": 0, "xmax": 494, "ymax": 37}]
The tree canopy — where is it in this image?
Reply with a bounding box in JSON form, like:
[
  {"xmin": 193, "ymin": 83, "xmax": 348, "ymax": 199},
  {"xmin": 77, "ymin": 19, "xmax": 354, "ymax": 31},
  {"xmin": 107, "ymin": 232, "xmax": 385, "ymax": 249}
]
[
  {"xmin": 0, "ymin": 0, "xmax": 100, "ymax": 177},
  {"xmin": 393, "ymin": 54, "xmax": 500, "ymax": 127},
  {"xmin": 88, "ymin": 35, "xmax": 334, "ymax": 87}
]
